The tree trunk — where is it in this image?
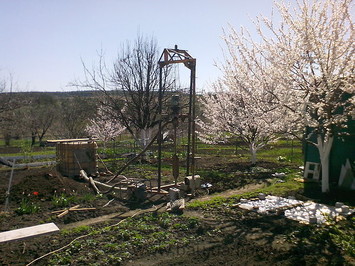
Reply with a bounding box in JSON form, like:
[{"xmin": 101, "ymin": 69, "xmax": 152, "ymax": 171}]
[
  {"xmin": 38, "ymin": 132, "xmax": 45, "ymax": 145},
  {"xmin": 249, "ymin": 143, "xmax": 257, "ymax": 165},
  {"xmin": 316, "ymin": 135, "xmax": 334, "ymax": 193},
  {"xmin": 31, "ymin": 132, "xmax": 36, "ymax": 146},
  {"xmin": 138, "ymin": 128, "xmax": 152, "ymax": 148},
  {"xmin": 4, "ymin": 133, "xmax": 11, "ymax": 146}
]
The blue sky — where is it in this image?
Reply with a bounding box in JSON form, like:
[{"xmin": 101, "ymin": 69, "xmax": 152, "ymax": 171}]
[{"xmin": 0, "ymin": 0, "xmax": 284, "ymax": 92}]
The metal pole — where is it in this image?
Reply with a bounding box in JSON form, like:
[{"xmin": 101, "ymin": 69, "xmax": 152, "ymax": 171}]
[
  {"xmin": 190, "ymin": 62, "xmax": 197, "ymax": 192},
  {"xmin": 157, "ymin": 66, "xmax": 163, "ymax": 192},
  {"xmin": 4, "ymin": 159, "xmax": 16, "ymax": 212},
  {"xmin": 186, "ymin": 69, "xmax": 193, "ymax": 176}
]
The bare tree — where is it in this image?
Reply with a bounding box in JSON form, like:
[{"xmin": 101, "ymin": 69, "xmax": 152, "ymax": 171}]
[
  {"xmin": 18, "ymin": 94, "xmax": 58, "ymax": 145},
  {"xmin": 57, "ymin": 96, "xmax": 96, "ymax": 139},
  {"xmin": 0, "ymin": 75, "xmax": 24, "ymax": 119},
  {"xmin": 76, "ymin": 35, "xmax": 174, "ymax": 147},
  {"xmin": 0, "ymin": 77, "xmax": 13, "ymax": 117},
  {"xmin": 0, "ymin": 75, "xmax": 29, "ymax": 145}
]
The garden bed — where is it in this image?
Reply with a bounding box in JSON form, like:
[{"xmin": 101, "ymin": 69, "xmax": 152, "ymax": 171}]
[{"xmin": 0, "ymin": 156, "xmax": 354, "ymax": 265}]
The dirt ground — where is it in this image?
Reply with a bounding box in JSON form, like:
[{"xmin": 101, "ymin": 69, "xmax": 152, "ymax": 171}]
[
  {"xmin": 0, "ymin": 158, "xmax": 354, "ymax": 265},
  {"xmin": 0, "ymin": 167, "xmax": 130, "ymax": 232}
]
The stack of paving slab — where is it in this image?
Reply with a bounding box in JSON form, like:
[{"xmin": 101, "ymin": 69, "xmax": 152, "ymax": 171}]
[
  {"xmin": 284, "ymin": 202, "xmax": 353, "ymax": 224},
  {"xmin": 237, "ymin": 195, "xmax": 353, "ymax": 224},
  {"xmin": 238, "ymin": 195, "xmax": 303, "ymax": 214}
]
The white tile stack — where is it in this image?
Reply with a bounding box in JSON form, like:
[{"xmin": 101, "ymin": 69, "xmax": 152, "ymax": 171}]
[{"xmin": 237, "ymin": 196, "xmax": 353, "ymax": 224}]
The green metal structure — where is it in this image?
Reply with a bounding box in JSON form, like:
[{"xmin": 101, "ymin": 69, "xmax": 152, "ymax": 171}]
[{"xmin": 304, "ymin": 118, "xmax": 355, "ymax": 190}]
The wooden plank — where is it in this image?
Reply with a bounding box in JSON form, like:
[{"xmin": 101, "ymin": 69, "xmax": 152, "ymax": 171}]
[
  {"xmin": 0, "ymin": 223, "xmax": 60, "ymax": 243},
  {"xmin": 148, "ymin": 189, "xmax": 169, "ymax": 195},
  {"xmin": 150, "ymin": 182, "xmax": 184, "ymax": 190},
  {"xmin": 57, "ymin": 210, "xmax": 69, "ymax": 218},
  {"xmin": 47, "ymin": 138, "xmax": 96, "ymax": 143}
]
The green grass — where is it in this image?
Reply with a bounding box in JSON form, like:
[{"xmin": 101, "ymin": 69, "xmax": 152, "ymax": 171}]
[
  {"xmin": 0, "ymin": 138, "xmax": 53, "ymax": 147},
  {"xmin": 61, "ymin": 225, "xmax": 92, "ymax": 236},
  {"xmin": 258, "ymin": 146, "xmax": 303, "ymax": 165},
  {"xmin": 194, "ymin": 138, "xmax": 304, "ymax": 164},
  {"xmin": 1, "ymin": 149, "xmax": 56, "ymax": 157},
  {"xmin": 0, "ymin": 141, "xmax": 56, "ymax": 157},
  {"xmin": 187, "ymin": 172, "xmax": 303, "ymax": 209},
  {"xmin": 1, "ymin": 136, "xmax": 303, "ymax": 163}
]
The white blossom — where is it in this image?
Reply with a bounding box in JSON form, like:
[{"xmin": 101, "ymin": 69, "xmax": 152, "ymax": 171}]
[
  {"xmin": 198, "ymin": 78, "xmax": 286, "ymax": 164},
  {"xmin": 219, "ymin": 0, "xmax": 354, "ymax": 192},
  {"xmin": 86, "ymin": 104, "xmax": 126, "ymax": 145}
]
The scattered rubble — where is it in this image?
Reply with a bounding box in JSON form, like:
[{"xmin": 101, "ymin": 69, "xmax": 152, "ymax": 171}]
[
  {"xmin": 237, "ymin": 195, "xmax": 354, "ymax": 224},
  {"xmin": 238, "ymin": 195, "xmax": 303, "ymax": 214},
  {"xmin": 285, "ymin": 202, "xmax": 353, "ymax": 224},
  {"xmin": 271, "ymin": 172, "xmax": 286, "ymax": 178}
]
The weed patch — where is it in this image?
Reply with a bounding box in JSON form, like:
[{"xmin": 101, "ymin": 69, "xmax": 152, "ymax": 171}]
[
  {"xmin": 48, "ymin": 212, "xmax": 202, "ymax": 265},
  {"xmin": 52, "ymin": 193, "xmax": 75, "ymax": 208},
  {"xmin": 15, "ymin": 199, "xmax": 40, "ymax": 215}
]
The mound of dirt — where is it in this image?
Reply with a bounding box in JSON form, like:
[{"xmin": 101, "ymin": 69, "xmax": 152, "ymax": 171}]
[
  {"xmin": 0, "ymin": 168, "xmax": 92, "ymax": 204},
  {"xmin": 0, "ymin": 167, "xmax": 129, "ymax": 233}
]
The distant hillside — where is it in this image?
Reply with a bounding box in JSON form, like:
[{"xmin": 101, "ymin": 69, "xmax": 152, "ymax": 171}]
[
  {"xmin": 7, "ymin": 88, "xmax": 197, "ymax": 100},
  {"xmin": 10, "ymin": 90, "xmax": 125, "ymax": 98}
]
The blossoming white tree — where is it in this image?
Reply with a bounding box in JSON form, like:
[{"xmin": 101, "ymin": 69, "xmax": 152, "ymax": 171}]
[
  {"xmin": 198, "ymin": 79, "xmax": 286, "ymax": 165},
  {"xmin": 86, "ymin": 104, "xmax": 126, "ymax": 148},
  {"xmin": 223, "ymin": 0, "xmax": 354, "ymax": 192},
  {"xmin": 199, "ymin": 14, "xmax": 291, "ymax": 165}
]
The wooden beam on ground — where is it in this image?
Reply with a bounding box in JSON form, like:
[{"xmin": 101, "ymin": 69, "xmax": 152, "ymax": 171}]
[
  {"xmin": 80, "ymin": 170, "xmax": 129, "ymax": 193},
  {"xmin": 150, "ymin": 182, "xmax": 184, "ymax": 191},
  {"xmin": 0, "ymin": 223, "xmax": 60, "ymax": 243},
  {"xmin": 148, "ymin": 189, "xmax": 169, "ymax": 195},
  {"xmin": 51, "ymin": 205, "xmax": 96, "ymax": 217},
  {"xmin": 46, "ymin": 138, "xmax": 97, "ymax": 143}
]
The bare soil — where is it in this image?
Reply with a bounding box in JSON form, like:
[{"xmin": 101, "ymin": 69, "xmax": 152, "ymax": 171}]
[{"xmin": 0, "ymin": 157, "xmax": 354, "ymax": 265}]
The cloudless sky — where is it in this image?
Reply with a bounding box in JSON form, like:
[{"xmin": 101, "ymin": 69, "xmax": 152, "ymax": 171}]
[{"xmin": 0, "ymin": 0, "xmax": 285, "ymax": 92}]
